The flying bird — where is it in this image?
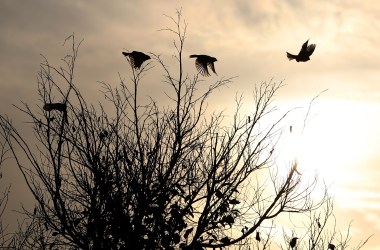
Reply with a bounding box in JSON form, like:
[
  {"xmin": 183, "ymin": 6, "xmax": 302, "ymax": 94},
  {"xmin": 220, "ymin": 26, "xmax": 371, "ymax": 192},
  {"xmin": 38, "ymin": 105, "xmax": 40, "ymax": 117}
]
[
  {"xmin": 189, "ymin": 54, "xmax": 217, "ymax": 76},
  {"xmin": 290, "ymin": 237, "xmax": 298, "ymax": 249},
  {"xmin": 122, "ymin": 51, "xmax": 151, "ymax": 69},
  {"xmin": 287, "ymin": 39, "xmax": 316, "ymax": 62}
]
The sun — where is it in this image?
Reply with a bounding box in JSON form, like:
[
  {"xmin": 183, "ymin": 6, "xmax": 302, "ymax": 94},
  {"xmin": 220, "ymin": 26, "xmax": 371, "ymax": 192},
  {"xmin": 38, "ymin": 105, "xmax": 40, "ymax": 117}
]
[{"xmin": 276, "ymin": 99, "xmax": 377, "ymax": 188}]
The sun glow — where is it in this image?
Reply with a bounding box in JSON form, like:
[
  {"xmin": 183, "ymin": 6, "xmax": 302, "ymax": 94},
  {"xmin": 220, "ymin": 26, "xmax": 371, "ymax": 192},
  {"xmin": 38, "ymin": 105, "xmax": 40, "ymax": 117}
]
[{"xmin": 276, "ymin": 99, "xmax": 380, "ymax": 192}]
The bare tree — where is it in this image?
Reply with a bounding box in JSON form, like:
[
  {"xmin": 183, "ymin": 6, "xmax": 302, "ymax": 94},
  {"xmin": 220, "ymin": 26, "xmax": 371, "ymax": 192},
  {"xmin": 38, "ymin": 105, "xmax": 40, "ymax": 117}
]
[
  {"xmin": 0, "ymin": 10, "xmax": 370, "ymax": 250},
  {"xmin": 0, "ymin": 125, "xmax": 42, "ymax": 249},
  {"xmin": 0, "ymin": 134, "xmax": 11, "ymax": 247},
  {"xmin": 268, "ymin": 197, "xmax": 372, "ymax": 250}
]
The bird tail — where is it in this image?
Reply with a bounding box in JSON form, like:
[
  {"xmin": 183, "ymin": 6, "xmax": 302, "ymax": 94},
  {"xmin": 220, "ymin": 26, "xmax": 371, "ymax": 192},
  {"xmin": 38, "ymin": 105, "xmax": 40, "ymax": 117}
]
[
  {"xmin": 189, "ymin": 55, "xmax": 198, "ymax": 58},
  {"xmin": 286, "ymin": 52, "xmax": 297, "ymax": 61}
]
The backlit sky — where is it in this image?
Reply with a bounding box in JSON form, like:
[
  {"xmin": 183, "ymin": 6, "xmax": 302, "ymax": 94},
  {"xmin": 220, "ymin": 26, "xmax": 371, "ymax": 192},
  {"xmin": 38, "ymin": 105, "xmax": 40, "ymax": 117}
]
[{"xmin": 1, "ymin": 0, "xmax": 379, "ymax": 248}]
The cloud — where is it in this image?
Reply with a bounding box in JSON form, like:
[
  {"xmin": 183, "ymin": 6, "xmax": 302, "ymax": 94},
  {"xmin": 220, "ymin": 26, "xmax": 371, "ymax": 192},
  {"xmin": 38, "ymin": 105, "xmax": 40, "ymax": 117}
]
[{"xmin": 0, "ymin": 2, "xmax": 380, "ymax": 247}]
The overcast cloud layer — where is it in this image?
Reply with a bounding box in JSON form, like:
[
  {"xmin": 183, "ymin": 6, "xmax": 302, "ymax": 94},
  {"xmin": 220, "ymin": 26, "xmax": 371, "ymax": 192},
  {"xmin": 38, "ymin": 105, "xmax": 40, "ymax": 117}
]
[{"xmin": 1, "ymin": 0, "xmax": 379, "ymax": 248}]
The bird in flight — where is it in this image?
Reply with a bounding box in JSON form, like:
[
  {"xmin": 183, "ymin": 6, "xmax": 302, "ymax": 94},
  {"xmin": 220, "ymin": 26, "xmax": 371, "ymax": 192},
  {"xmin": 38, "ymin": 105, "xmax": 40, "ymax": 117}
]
[
  {"xmin": 287, "ymin": 39, "xmax": 316, "ymax": 62},
  {"xmin": 122, "ymin": 51, "xmax": 151, "ymax": 69},
  {"xmin": 189, "ymin": 54, "xmax": 217, "ymax": 76}
]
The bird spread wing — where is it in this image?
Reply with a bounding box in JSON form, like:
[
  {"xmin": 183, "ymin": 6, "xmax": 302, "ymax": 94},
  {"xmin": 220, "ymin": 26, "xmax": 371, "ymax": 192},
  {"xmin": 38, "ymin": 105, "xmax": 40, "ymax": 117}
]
[
  {"xmin": 122, "ymin": 51, "xmax": 150, "ymax": 69},
  {"xmin": 132, "ymin": 57, "xmax": 144, "ymax": 68},
  {"xmin": 306, "ymin": 44, "xmax": 316, "ymax": 56},
  {"xmin": 131, "ymin": 52, "xmax": 150, "ymax": 68},
  {"xmin": 300, "ymin": 40, "xmax": 309, "ymax": 53},
  {"xmin": 122, "ymin": 52, "xmax": 138, "ymax": 68},
  {"xmin": 129, "ymin": 57, "xmax": 138, "ymax": 68},
  {"xmin": 195, "ymin": 59, "xmax": 210, "ymax": 76},
  {"xmin": 208, "ymin": 62, "xmax": 217, "ymax": 75}
]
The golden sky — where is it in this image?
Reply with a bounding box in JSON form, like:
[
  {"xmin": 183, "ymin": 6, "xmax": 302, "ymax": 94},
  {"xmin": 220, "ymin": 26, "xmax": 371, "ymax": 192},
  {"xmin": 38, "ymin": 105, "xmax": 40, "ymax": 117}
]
[{"xmin": 0, "ymin": 0, "xmax": 379, "ymax": 248}]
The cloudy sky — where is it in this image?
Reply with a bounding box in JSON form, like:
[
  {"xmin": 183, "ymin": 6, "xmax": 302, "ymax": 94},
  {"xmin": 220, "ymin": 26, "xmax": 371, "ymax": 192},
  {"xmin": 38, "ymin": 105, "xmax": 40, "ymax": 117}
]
[{"xmin": 1, "ymin": 0, "xmax": 379, "ymax": 248}]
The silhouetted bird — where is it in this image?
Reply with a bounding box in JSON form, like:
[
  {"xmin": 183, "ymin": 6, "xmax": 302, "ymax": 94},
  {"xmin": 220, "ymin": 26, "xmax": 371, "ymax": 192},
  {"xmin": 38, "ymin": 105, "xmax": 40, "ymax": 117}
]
[
  {"xmin": 43, "ymin": 103, "xmax": 67, "ymax": 112},
  {"xmin": 122, "ymin": 51, "xmax": 151, "ymax": 69},
  {"xmin": 255, "ymin": 231, "xmax": 261, "ymax": 242},
  {"xmin": 287, "ymin": 39, "xmax": 316, "ymax": 62},
  {"xmin": 189, "ymin": 54, "xmax": 217, "ymax": 76},
  {"xmin": 43, "ymin": 103, "xmax": 68, "ymax": 123},
  {"xmin": 328, "ymin": 243, "xmax": 336, "ymax": 250},
  {"xmin": 290, "ymin": 237, "xmax": 298, "ymax": 249},
  {"xmin": 99, "ymin": 130, "xmax": 109, "ymax": 140}
]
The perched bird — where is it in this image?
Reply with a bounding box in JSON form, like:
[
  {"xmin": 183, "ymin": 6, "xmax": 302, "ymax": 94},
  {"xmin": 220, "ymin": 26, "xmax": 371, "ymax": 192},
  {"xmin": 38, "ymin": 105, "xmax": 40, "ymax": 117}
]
[
  {"xmin": 189, "ymin": 54, "xmax": 217, "ymax": 76},
  {"xmin": 43, "ymin": 103, "xmax": 67, "ymax": 112},
  {"xmin": 98, "ymin": 130, "xmax": 109, "ymax": 140},
  {"xmin": 43, "ymin": 102, "xmax": 68, "ymax": 123},
  {"xmin": 255, "ymin": 231, "xmax": 261, "ymax": 242},
  {"xmin": 290, "ymin": 237, "xmax": 298, "ymax": 249},
  {"xmin": 122, "ymin": 51, "xmax": 151, "ymax": 69},
  {"xmin": 328, "ymin": 243, "xmax": 336, "ymax": 250},
  {"xmin": 287, "ymin": 39, "xmax": 316, "ymax": 62}
]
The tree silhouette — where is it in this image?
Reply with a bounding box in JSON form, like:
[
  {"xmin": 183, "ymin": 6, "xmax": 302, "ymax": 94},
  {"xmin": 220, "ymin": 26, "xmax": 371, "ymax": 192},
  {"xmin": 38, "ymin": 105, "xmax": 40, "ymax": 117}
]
[
  {"xmin": 0, "ymin": 10, "xmax": 371, "ymax": 250},
  {"xmin": 0, "ymin": 138, "xmax": 11, "ymax": 247}
]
